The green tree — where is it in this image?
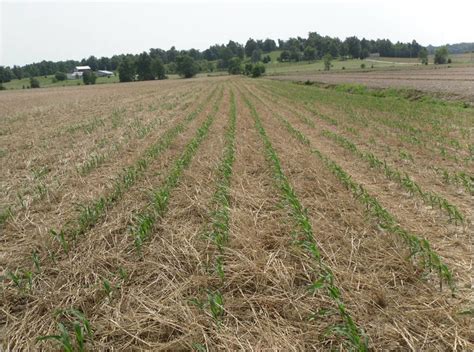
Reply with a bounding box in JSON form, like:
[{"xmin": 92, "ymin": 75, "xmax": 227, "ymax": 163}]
[
  {"xmin": 323, "ymin": 53, "xmax": 332, "ymax": 71},
  {"xmin": 151, "ymin": 58, "xmax": 166, "ymax": 79},
  {"xmin": 303, "ymin": 46, "xmax": 317, "ymax": 61},
  {"xmin": 345, "ymin": 36, "xmax": 361, "ymax": 58},
  {"xmin": 83, "ymin": 71, "xmax": 97, "ymax": 85},
  {"xmin": 118, "ymin": 58, "xmax": 136, "ymax": 82},
  {"xmin": 434, "ymin": 46, "xmax": 448, "ymax": 64},
  {"xmin": 227, "ymin": 57, "xmax": 242, "ymax": 75},
  {"xmin": 251, "ymin": 49, "xmax": 262, "ymax": 63},
  {"xmin": 136, "ymin": 52, "xmax": 154, "ymax": 81},
  {"xmin": 262, "ymin": 38, "xmax": 277, "ymax": 53},
  {"xmin": 262, "ymin": 55, "xmax": 271, "ymax": 64},
  {"xmin": 244, "ymin": 63, "xmax": 253, "ymax": 76},
  {"xmin": 30, "ymin": 77, "xmax": 40, "ymax": 88},
  {"xmin": 245, "ymin": 38, "xmax": 258, "ymax": 57},
  {"xmin": 251, "ymin": 63, "xmax": 265, "ymax": 78},
  {"xmin": 55, "ymin": 72, "xmax": 67, "ymax": 81},
  {"xmin": 0, "ymin": 66, "xmax": 14, "ymax": 83},
  {"xmin": 278, "ymin": 50, "xmax": 291, "ymax": 62},
  {"xmin": 418, "ymin": 48, "xmax": 428, "ymax": 65},
  {"xmin": 176, "ymin": 55, "xmax": 199, "ymax": 78},
  {"xmin": 12, "ymin": 65, "xmax": 23, "ymax": 80}
]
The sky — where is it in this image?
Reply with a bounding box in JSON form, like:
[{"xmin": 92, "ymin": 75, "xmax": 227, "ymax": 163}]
[{"xmin": 1, "ymin": 0, "xmax": 473, "ymax": 66}]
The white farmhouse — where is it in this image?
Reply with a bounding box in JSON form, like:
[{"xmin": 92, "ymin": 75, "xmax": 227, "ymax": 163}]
[{"xmin": 67, "ymin": 66, "xmax": 92, "ymax": 79}]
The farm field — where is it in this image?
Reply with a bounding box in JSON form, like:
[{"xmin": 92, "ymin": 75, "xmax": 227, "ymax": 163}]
[
  {"xmin": 271, "ymin": 66, "xmax": 474, "ymax": 103},
  {"xmin": 0, "ymin": 77, "xmax": 473, "ymax": 350}
]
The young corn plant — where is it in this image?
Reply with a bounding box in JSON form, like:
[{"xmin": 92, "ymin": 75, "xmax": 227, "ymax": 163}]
[
  {"xmin": 194, "ymin": 90, "xmax": 237, "ymax": 325},
  {"xmin": 243, "ymin": 92, "xmax": 368, "ymax": 351},
  {"xmin": 37, "ymin": 309, "xmax": 92, "ymax": 352},
  {"xmin": 270, "ymin": 108, "xmax": 455, "ymax": 293},
  {"xmin": 321, "ymin": 129, "xmax": 465, "ymax": 224},
  {"xmin": 132, "ymin": 89, "xmax": 223, "ymax": 252},
  {"xmin": 47, "ymin": 87, "xmax": 219, "ymax": 254}
]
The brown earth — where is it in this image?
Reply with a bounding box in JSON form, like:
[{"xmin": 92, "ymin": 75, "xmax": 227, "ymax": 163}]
[
  {"xmin": 1, "ymin": 77, "xmax": 472, "ymax": 351},
  {"xmin": 272, "ymin": 66, "xmax": 474, "ymax": 102}
]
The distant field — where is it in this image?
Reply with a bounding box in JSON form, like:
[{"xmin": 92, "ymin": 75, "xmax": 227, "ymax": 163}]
[
  {"xmin": 2, "ymin": 74, "xmax": 121, "ymax": 89},
  {"xmin": 272, "ymin": 66, "xmax": 474, "ymax": 102},
  {"xmin": 264, "ymin": 52, "xmax": 474, "ymax": 75},
  {"xmin": 1, "ymin": 77, "xmax": 472, "ymax": 350}
]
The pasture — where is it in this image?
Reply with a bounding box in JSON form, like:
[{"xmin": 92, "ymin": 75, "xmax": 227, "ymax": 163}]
[{"xmin": 0, "ymin": 77, "xmax": 473, "ymax": 350}]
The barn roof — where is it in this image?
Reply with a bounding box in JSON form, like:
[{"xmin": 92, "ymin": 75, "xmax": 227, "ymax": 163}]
[{"xmin": 75, "ymin": 65, "xmax": 91, "ymax": 70}]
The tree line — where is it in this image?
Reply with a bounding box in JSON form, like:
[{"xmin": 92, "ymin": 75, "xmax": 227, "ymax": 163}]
[{"xmin": 0, "ymin": 31, "xmax": 453, "ymax": 84}]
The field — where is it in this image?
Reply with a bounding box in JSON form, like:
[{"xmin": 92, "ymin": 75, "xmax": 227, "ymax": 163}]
[
  {"xmin": 263, "ymin": 52, "xmax": 474, "ymax": 76},
  {"xmin": 0, "ymin": 77, "xmax": 473, "ymax": 350},
  {"xmin": 272, "ymin": 66, "xmax": 474, "ymax": 103}
]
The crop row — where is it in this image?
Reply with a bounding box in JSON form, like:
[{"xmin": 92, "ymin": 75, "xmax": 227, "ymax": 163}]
[
  {"xmin": 253, "ymin": 82, "xmax": 471, "ymax": 197},
  {"xmin": 320, "ymin": 129, "xmax": 464, "ymax": 224},
  {"xmin": 259, "ymin": 82, "xmax": 470, "ymax": 165},
  {"xmin": 35, "ymin": 89, "xmax": 224, "ymax": 351},
  {"xmin": 192, "ymin": 90, "xmax": 237, "ymax": 327},
  {"xmin": 268, "ymin": 105, "xmax": 454, "ymax": 292},
  {"xmin": 242, "ymin": 91, "xmax": 368, "ymax": 351},
  {"xmin": 0, "ymin": 89, "xmax": 197, "ymax": 228},
  {"xmin": 132, "ymin": 88, "xmax": 224, "ymax": 250},
  {"xmin": 77, "ymin": 90, "xmax": 195, "ymax": 176},
  {"xmin": 5, "ymin": 86, "xmax": 218, "ymax": 290}
]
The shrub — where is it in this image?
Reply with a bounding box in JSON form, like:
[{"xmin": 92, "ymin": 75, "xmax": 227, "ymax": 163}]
[
  {"xmin": 151, "ymin": 58, "xmax": 166, "ymax": 80},
  {"xmin": 262, "ymin": 55, "xmax": 271, "ymax": 64},
  {"xmin": 30, "ymin": 77, "xmax": 40, "ymax": 88},
  {"xmin": 251, "ymin": 49, "xmax": 262, "ymax": 63},
  {"xmin": 323, "ymin": 53, "xmax": 332, "ymax": 71},
  {"xmin": 360, "ymin": 63, "xmax": 366, "ymax": 69},
  {"xmin": 176, "ymin": 55, "xmax": 199, "ymax": 78},
  {"xmin": 227, "ymin": 57, "xmax": 242, "ymax": 75},
  {"xmin": 278, "ymin": 50, "xmax": 291, "ymax": 62},
  {"xmin": 434, "ymin": 47, "xmax": 448, "ymax": 64},
  {"xmin": 0, "ymin": 84, "xmax": 5, "ymax": 90},
  {"xmin": 418, "ymin": 48, "xmax": 428, "ymax": 65},
  {"xmin": 55, "ymin": 72, "xmax": 67, "ymax": 81},
  {"xmin": 244, "ymin": 63, "xmax": 253, "ymax": 76},
  {"xmin": 118, "ymin": 58, "xmax": 136, "ymax": 82},
  {"xmin": 83, "ymin": 71, "xmax": 97, "ymax": 85},
  {"xmin": 447, "ymin": 58, "xmax": 452, "ymax": 64},
  {"xmin": 251, "ymin": 63, "xmax": 265, "ymax": 78}
]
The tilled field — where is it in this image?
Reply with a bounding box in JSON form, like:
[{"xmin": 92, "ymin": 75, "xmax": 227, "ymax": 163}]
[
  {"xmin": 1, "ymin": 77, "xmax": 473, "ymax": 351},
  {"xmin": 272, "ymin": 66, "xmax": 474, "ymax": 102}
]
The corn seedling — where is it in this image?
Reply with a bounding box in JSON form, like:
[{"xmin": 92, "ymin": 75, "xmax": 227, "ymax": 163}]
[
  {"xmin": 272, "ymin": 110, "xmax": 455, "ymax": 292},
  {"xmin": 32, "ymin": 250, "xmax": 41, "ymax": 273},
  {"xmin": 321, "ymin": 129, "xmax": 464, "ymax": 224},
  {"xmin": 132, "ymin": 88, "xmax": 223, "ymax": 251},
  {"xmin": 243, "ymin": 92, "xmax": 368, "ymax": 351},
  {"xmin": 37, "ymin": 309, "xmax": 92, "ymax": 352},
  {"xmin": 38, "ymin": 87, "xmax": 218, "ymax": 262}
]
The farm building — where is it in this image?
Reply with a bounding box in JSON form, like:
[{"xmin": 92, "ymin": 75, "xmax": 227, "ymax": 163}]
[
  {"xmin": 67, "ymin": 66, "xmax": 92, "ymax": 79},
  {"xmin": 97, "ymin": 70, "xmax": 114, "ymax": 77},
  {"xmin": 74, "ymin": 66, "xmax": 92, "ymax": 73}
]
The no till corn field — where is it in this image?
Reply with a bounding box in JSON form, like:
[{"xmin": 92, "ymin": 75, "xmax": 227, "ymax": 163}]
[{"xmin": 1, "ymin": 77, "xmax": 473, "ymax": 351}]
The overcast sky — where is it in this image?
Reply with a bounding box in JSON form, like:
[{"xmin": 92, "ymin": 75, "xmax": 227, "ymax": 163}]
[{"xmin": 1, "ymin": 0, "xmax": 473, "ymax": 66}]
